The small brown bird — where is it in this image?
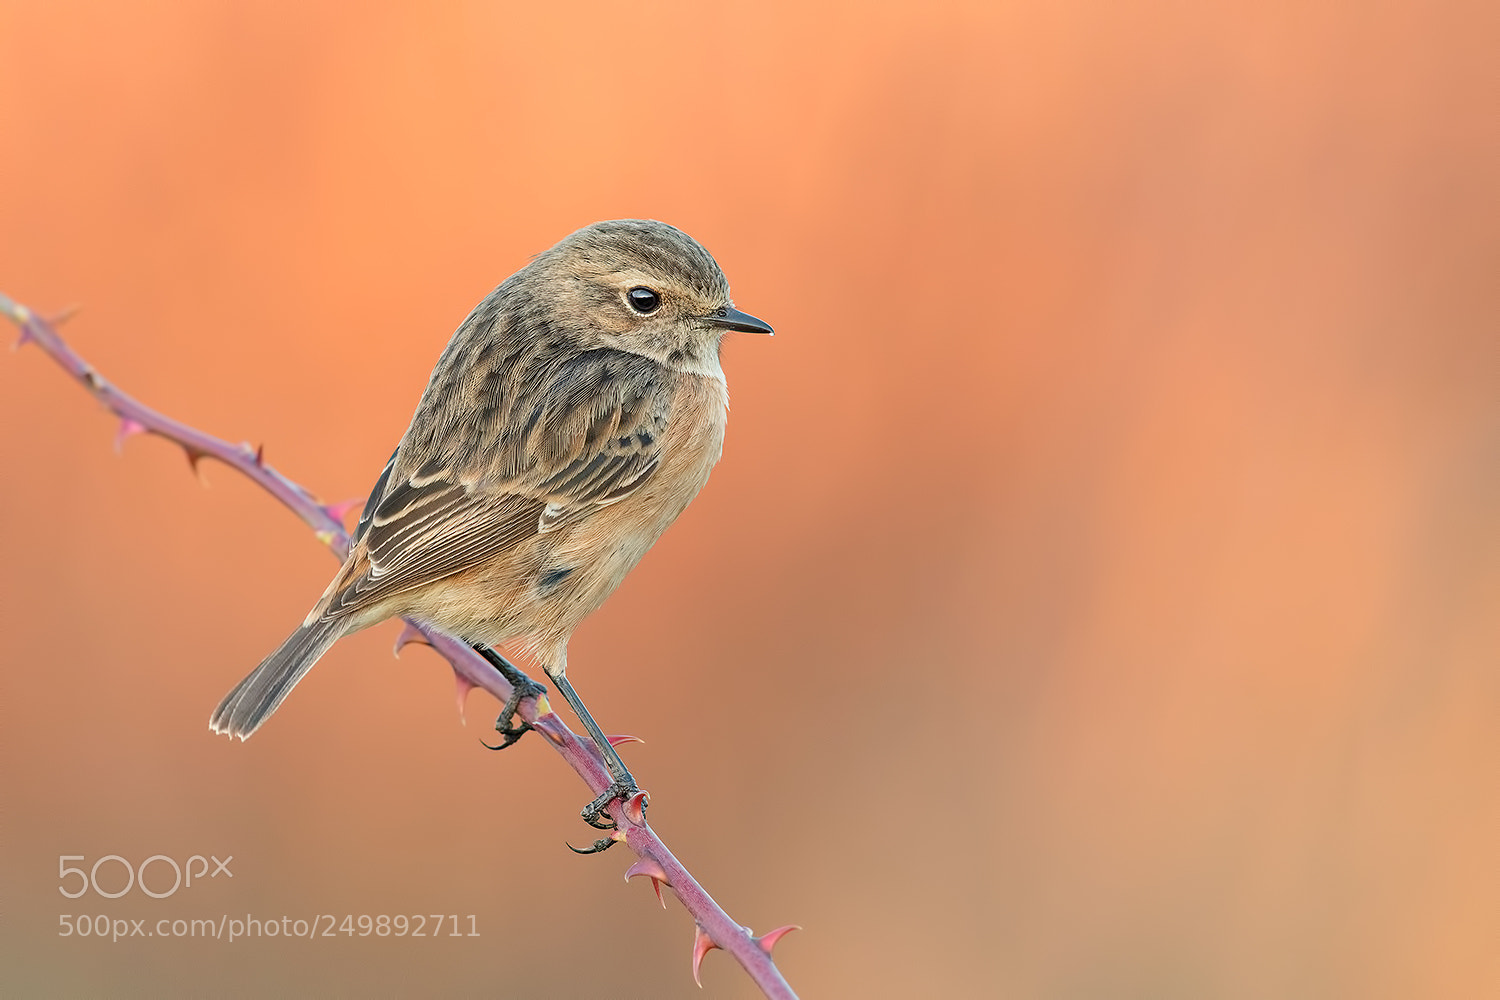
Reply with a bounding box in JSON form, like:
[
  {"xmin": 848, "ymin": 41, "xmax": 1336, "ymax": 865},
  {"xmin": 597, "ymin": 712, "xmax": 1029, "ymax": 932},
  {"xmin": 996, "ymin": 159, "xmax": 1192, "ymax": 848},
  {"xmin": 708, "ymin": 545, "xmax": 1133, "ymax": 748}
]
[{"xmin": 210, "ymin": 219, "xmax": 771, "ymax": 827}]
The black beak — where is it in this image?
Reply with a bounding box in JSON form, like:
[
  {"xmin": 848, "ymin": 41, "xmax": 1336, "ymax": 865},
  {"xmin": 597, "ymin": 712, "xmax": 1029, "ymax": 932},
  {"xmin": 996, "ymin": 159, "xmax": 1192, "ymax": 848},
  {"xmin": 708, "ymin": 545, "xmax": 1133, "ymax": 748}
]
[{"xmin": 706, "ymin": 305, "xmax": 774, "ymax": 335}]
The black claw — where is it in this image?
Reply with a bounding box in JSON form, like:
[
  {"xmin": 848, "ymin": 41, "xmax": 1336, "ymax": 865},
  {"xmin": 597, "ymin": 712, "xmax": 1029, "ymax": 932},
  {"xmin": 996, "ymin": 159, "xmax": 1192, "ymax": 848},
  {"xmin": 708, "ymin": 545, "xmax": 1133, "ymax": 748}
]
[
  {"xmin": 581, "ymin": 779, "xmax": 640, "ymax": 829},
  {"xmin": 473, "ymin": 644, "xmax": 546, "ymax": 751},
  {"xmin": 480, "ymin": 718, "xmax": 533, "ymax": 751},
  {"xmin": 582, "ymin": 810, "xmax": 616, "ymax": 831},
  {"xmin": 567, "ymin": 836, "xmax": 619, "ymax": 855}
]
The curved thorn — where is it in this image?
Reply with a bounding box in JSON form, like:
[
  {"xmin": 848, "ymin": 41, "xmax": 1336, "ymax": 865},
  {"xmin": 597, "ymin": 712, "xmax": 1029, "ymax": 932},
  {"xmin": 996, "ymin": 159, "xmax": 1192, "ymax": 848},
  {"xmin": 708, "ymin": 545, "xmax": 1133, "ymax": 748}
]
[
  {"xmin": 756, "ymin": 924, "xmax": 801, "ymax": 954},
  {"xmin": 606, "ymin": 733, "xmax": 645, "ymax": 747},
  {"xmin": 114, "ymin": 417, "xmax": 146, "ymax": 453},
  {"xmin": 452, "ymin": 671, "xmax": 477, "ymax": 723},
  {"xmin": 392, "ymin": 622, "xmax": 430, "ymax": 657},
  {"xmin": 623, "ymin": 790, "xmax": 650, "ymax": 826},
  {"xmin": 48, "ymin": 303, "xmax": 82, "ymax": 326},
  {"xmin": 323, "ymin": 496, "xmax": 365, "ymax": 521},
  {"xmin": 624, "ymin": 857, "xmax": 671, "ymax": 887},
  {"xmin": 691, "ymin": 924, "xmax": 718, "ymax": 987},
  {"xmin": 184, "ymin": 446, "xmax": 207, "ymax": 480}
]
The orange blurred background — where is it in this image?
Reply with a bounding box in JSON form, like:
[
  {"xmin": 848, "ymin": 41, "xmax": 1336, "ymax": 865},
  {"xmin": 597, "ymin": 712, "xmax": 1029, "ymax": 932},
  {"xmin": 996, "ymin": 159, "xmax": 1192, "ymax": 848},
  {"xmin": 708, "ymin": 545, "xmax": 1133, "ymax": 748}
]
[{"xmin": 1, "ymin": 2, "xmax": 1494, "ymax": 996}]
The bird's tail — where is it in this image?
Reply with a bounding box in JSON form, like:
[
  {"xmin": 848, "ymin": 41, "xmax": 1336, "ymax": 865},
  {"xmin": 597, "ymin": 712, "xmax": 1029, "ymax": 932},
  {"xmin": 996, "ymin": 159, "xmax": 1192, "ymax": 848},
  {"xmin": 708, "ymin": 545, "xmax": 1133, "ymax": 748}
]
[{"xmin": 209, "ymin": 618, "xmax": 344, "ymax": 740}]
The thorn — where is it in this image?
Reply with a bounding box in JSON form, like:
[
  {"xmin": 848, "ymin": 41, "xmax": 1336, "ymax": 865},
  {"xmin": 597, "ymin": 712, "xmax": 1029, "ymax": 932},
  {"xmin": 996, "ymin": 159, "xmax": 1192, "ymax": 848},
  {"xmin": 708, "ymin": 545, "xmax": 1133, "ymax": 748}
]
[
  {"xmin": 607, "ymin": 734, "xmax": 645, "ymax": 747},
  {"xmin": 323, "ymin": 497, "xmax": 364, "ymax": 522},
  {"xmin": 184, "ymin": 446, "xmax": 208, "ymax": 481},
  {"xmin": 254, "ymin": 443, "xmax": 265, "ymax": 466},
  {"xmin": 114, "ymin": 417, "xmax": 146, "ymax": 453},
  {"xmin": 624, "ymin": 857, "xmax": 672, "ymax": 908},
  {"xmin": 392, "ymin": 622, "xmax": 430, "ymax": 657},
  {"xmin": 691, "ymin": 925, "xmax": 719, "ymax": 987},
  {"xmin": 755, "ymin": 924, "xmax": 801, "ymax": 955},
  {"xmin": 48, "ymin": 303, "xmax": 82, "ymax": 326},
  {"xmin": 452, "ymin": 671, "xmax": 477, "ymax": 724},
  {"xmin": 624, "ymin": 857, "xmax": 670, "ymax": 883},
  {"xmin": 622, "ymin": 790, "xmax": 649, "ymax": 827}
]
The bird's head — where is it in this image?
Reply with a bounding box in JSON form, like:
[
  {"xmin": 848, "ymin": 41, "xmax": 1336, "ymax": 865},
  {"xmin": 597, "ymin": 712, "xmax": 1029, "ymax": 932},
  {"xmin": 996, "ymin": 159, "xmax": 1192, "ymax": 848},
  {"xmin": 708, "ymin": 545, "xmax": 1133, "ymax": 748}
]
[{"xmin": 528, "ymin": 219, "xmax": 772, "ymax": 377}]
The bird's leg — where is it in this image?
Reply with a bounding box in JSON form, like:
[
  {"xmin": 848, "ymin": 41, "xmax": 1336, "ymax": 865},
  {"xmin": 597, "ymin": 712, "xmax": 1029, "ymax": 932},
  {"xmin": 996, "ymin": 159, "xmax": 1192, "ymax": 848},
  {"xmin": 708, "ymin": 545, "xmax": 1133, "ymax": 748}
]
[
  {"xmin": 475, "ymin": 645, "xmax": 547, "ymax": 750},
  {"xmin": 548, "ymin": 670, "xmax": 642, "ymax": 833}
]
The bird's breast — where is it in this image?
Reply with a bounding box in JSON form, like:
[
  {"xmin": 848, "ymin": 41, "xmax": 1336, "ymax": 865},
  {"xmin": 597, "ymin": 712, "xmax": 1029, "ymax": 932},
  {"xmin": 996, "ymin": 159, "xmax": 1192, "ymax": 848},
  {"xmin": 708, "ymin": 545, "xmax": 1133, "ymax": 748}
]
[
  {"xmin": 527, "ymin": 372, "xmax": 729, "ymax": 635},
  {"xmin": 593, "ymin": 371, "xmax": 727, "ymax": 557}
]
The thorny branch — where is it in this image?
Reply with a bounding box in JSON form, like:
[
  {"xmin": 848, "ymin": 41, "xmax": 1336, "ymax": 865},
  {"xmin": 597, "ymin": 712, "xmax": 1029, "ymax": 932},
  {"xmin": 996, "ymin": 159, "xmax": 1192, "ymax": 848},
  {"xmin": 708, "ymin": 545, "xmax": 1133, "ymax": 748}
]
[{"xmin": 2, "ymin": 293, "xmax": 798, "ymax": 998}]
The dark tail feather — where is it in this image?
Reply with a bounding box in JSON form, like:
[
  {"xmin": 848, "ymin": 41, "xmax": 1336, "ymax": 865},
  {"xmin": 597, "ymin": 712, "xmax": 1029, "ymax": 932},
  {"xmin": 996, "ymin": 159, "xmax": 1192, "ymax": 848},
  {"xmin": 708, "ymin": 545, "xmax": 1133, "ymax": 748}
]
[{"xmin": 209, "ymin": 619, "xmax": 343, "ymax": 740}]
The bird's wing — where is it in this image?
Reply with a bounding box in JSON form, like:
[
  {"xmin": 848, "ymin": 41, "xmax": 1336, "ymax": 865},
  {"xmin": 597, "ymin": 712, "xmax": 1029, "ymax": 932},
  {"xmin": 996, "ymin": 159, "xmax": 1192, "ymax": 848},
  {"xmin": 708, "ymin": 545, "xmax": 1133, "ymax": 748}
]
[{"xmin": 321, "ymin": 348, "xmax": 672, "ymax": 620}]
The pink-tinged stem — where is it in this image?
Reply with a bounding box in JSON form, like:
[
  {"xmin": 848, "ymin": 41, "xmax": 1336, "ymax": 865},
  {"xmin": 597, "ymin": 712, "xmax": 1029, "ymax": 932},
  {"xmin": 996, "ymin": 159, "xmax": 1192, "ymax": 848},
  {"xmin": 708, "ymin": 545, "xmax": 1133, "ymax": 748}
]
[{"xmin": 2, "ymin": 292, "xmax": 798, "ymax": 999}]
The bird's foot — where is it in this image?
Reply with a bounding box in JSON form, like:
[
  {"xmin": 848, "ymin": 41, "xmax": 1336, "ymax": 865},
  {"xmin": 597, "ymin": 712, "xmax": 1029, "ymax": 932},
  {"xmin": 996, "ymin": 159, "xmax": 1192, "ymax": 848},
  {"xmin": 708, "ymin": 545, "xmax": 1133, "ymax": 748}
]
[
  {"xmin": 474, "ymin": 645, "xmax": 547, "ymax": 751},
  {"xmin": 581, "ymin": 778, "xmax": 642, "ymax": 830},
  {"xmin": 565, "ymin": 780, "xmax": 644, "ymax": 855},
  {"xmin": 481, "ymin": 674, "xmax": 548, "ymax": 751}
]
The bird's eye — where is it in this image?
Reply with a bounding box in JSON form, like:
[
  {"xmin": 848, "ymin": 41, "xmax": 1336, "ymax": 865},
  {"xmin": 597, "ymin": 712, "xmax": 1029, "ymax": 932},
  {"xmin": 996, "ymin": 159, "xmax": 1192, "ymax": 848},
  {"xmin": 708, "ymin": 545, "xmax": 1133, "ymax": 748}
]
[{"xmin": 627, "ymin": 287, "xmax": 661, "ymax": 314}]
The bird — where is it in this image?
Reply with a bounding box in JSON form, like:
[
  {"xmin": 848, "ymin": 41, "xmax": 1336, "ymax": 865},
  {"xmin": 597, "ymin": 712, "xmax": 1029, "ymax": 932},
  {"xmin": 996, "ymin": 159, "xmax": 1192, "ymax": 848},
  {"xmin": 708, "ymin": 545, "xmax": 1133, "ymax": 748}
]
[{"xmin": 210, "ymin": 219, "xmax": 771, "ymax": 831}]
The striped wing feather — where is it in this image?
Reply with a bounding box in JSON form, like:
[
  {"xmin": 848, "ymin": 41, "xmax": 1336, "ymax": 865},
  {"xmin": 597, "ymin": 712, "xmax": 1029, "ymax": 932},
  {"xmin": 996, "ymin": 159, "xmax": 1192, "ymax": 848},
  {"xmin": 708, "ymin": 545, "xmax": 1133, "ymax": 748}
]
[{"xmin": 321, "ymin": 348, "xmax": 671, "ymax": 620}]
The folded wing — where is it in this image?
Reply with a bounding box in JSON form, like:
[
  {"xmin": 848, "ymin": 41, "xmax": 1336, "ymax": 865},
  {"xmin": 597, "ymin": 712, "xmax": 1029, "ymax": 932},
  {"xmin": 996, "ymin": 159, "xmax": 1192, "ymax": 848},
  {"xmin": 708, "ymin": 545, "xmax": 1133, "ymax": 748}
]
[{"xmin": 321, "ymin": 347, "xmax": 671, "ymax": 621}]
